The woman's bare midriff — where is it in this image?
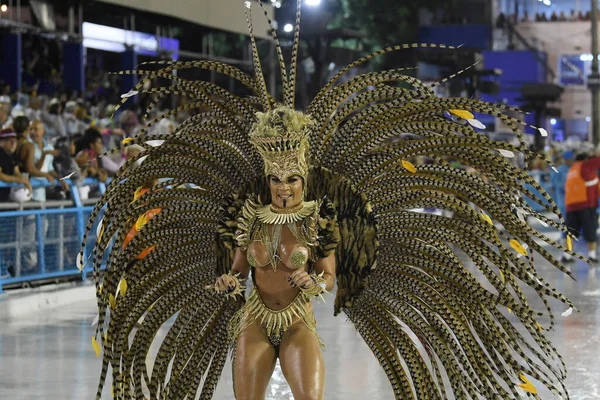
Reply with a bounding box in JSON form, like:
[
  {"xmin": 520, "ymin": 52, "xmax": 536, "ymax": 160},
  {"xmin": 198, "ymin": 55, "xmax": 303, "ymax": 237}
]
[
  {"xmin": 249, "ymin": 223, "xmax": 313, "ymax": 312},
  {"xmin": 253, "ymin": 264, "xmax": 314, "ymax": 313}
]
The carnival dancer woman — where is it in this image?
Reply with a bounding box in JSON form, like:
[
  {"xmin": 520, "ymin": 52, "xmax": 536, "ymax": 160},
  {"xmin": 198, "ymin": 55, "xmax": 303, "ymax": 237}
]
[
  {"xmin": 211, "ymin": 107, "xmax": 336, "ymax": 400},
  {"xmin": 82, "ymin": 1, "xmax": 580, "ymax": 399}
]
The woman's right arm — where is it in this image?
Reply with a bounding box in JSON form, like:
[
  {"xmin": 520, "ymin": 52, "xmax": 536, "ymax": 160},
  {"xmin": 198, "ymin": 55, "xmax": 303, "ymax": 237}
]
[
  {"xmin": 11, "ymin": 166, "xmax": 32, "ymax": 194},
  {"xmin": 0, "ymin": 169, "xmax": 22, "ymax": 183},
  {"xmin": 23, "ymin": 143, "xmax": 55, "ymax": 184},
  {"xmin": 74, "ymin": 150, "xmax": 89, "ymax": 168},
  {"xmin": 231, "ymin": 248, "xmax": 250, "ymax": 278},
  {"xmin": 214, "ymin": 248, "xmax": 250, "ymax": 292}
]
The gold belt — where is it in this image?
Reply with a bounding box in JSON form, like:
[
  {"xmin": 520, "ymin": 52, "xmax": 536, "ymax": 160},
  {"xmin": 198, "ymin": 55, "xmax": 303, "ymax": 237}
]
[{"xmin": 228, "ymin": 288, "xmax": 323, "ymax": 348}]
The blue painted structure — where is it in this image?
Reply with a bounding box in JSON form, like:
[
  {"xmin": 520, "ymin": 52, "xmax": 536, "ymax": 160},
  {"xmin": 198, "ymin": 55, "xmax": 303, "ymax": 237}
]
[
  {"xmin": 63, "ymin": 41, "xmax": 86, "ymax": 94},
  {"xmin": 480, "ymin": 49, "xmax": 548, "ymax": 133},
  {"xmin": 1, "ymin": 32, "xmax": 22, "ymax": 91},
  {"xmin": 0, "ymin": 178, "xmax": 106, "ymax": 293},
  {"xmin": 481, "ymin": 50, "xmax": 547, "ymax": 103},
  {"xmin": 418, "ymin": 25, "xmax": 491, "ymax": 49},
  {"xmin": 121, "ymin": 49, "xmax": 138, "ymax": 99}
]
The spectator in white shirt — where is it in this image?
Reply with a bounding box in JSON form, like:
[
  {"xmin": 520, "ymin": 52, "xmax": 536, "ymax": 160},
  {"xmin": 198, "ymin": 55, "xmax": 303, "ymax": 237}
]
[
  {"xmin": 42, "ymin": 98, "xmax": 67, "ymax": 139},
  {"xmin": 28, "ymin": 120, "xmax": 69, "ymax": 201}
]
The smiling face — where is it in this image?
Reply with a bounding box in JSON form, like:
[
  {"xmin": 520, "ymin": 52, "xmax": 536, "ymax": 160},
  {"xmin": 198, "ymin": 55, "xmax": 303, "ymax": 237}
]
[
  {"xmin": 269, "ymin": 174, "xmax": 304, "ymax": 208},
  {"xmin": 29, "ymin": 121, "xmax": 45, "ymax": 142},
  {"xmin": 0, "ymin": 137, "xmax": 17, "ymax": 154}
]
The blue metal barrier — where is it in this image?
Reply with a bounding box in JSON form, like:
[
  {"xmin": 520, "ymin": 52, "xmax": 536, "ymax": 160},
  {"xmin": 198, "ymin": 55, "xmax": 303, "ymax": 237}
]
[
  {"xmin": 0, "ymin": 178, "xmax": 106, "ymax": 293},
  {"xmin": 0, "ymin": 168, "xmax": 586, "ymax": 293}
]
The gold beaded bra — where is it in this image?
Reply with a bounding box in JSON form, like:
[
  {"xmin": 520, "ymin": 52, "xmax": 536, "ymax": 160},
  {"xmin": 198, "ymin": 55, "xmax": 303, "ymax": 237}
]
[{"xmin": 241, "ymin": 200, "xmax": 319, "ymax": 271}]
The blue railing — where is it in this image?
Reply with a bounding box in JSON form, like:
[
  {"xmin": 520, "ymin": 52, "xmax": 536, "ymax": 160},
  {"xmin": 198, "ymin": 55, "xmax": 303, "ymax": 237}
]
[
  {"xmin": 0, "ymin": 170, "xmax": 571, "ymax": 294},
  {"xmin": 0, "ymin": 178, "xmax": 106, "ymax": 293}
]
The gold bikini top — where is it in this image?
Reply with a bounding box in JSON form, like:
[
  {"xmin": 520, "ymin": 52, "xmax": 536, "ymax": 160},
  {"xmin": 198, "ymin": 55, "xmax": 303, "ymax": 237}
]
[
  {"xmin": 247, "ymin": 228, "xmax": 311, "ymax": 270},
  {"xmin": 236, "ymin": 198, "xmax": 319, "ymax": 271}
]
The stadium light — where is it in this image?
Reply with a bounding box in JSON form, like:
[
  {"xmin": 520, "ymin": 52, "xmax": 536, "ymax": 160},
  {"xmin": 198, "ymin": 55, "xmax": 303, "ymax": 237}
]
[
  {"xmin": 306, "ymin": 0, "xmax": 321, "ymax": 6},
  {"xmin": 1, "ymin": 4, "xmax": 8, "ymax": 12},
  {"xmin": 284, "ymin": 23, "xmax": 294, "ymax": 33}
]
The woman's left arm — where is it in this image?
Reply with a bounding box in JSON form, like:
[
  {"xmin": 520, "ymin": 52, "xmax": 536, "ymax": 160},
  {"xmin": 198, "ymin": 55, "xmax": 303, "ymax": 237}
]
[
  {"xmin": 289, "ymin": 253, "xmax": 336, "ymax": 292},
  {"xmin": 314, "ymin": 252, "xmax": 336, "ymax": 292}
]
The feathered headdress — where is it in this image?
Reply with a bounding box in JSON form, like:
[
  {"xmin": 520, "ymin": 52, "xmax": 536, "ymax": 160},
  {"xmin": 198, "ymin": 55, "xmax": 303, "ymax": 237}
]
[{"xmin": 249, "ymin": 105, "xmax": 313, "ymax": 180}]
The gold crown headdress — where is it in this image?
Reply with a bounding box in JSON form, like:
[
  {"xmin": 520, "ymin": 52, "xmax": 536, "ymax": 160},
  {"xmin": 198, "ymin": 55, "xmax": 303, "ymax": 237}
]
[
  {"xmin": 241, "ymin": 1, "xmax": 314, "ymax": 181},
  {"xmin": 249, "ymin": 106, "xmax": 313, "ymax": 181}
]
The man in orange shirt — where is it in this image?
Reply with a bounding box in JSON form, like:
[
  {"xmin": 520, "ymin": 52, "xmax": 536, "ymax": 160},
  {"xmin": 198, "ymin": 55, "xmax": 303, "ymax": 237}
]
[{"xmin": 562, "ymin": 152, "xmax": 600, "ymax": 263}]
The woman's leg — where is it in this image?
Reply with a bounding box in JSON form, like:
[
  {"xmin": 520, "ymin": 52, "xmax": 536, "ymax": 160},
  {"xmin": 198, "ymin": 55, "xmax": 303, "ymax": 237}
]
[
  {"xmin": 278, "ymin": 323, "xmax": 324, "ymax": 400},
  {"xmin": 233, "ymin": 319, "xmax": 277, "ymax": 400}
]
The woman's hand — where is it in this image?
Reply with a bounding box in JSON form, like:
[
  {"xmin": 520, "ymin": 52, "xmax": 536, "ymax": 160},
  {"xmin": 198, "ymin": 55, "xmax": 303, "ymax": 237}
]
[
  {"xmin": 287, "ymin": 270, "xmax": 315, "ymax": 289},
  {"xmin": 97, "ymin": 170, "xmax": 109, "ymax": 183},
  {"xmin": 23, "ymin": 180, "xmax": 33, "ymax": 195},
  {"xmin": 213, "ymin": 273, "xmax": 239, "ymax": 293},
  {"xmin": 206, "ymin": 272, "xmax": 245, "ymax": 298},
  {"xmin": 59, "ymin": 179, "xmax": 71, "ymax": 192},
  {"xmin": 45, "ymin": 173, "xmax": 56, "ymax": 185}
]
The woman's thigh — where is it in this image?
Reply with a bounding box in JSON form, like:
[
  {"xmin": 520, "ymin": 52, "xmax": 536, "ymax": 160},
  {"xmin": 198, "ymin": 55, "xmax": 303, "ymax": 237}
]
[
  {"xmin": 233, "ymin": 320, "xmax": 277, "ymax": 400},
  {"xmin": 278, "ymin": 323, "xmax": 324, "ymax": 400}
]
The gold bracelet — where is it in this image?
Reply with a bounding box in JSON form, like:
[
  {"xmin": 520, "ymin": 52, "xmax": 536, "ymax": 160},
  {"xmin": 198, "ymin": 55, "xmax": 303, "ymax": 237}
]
[
  {"xmin": 299, "ymin": 271, "xmax": 327, "ymax": 297},
  {"xmin": 205, "ymin": 271, "xmax": 246, "ymax": 299}
]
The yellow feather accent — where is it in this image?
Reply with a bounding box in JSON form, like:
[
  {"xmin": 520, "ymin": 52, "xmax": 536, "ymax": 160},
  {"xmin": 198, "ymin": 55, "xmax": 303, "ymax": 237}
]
[
  {"xmin": 135, "ymin": 213, "xmax": 147, "ymax": 231},
  {"xmin": 98, "ymin": 284, "xmax": 103, "ymax": 294},
  {"xmin": 567, "ymin": 235, "xmax": 573, "ymax": 252},
  {"xmin": 133, "ymin": 186, "xmax": 143, "ymax": 202},
  {"xmin": 402, "ymin": 160, "xmax": 417, "ymax": 173},
  {"xmin": 109, "ymin": 294, "xmax": 116, "ymax": 309},
  {"xmin": 92, "ymin": 336, "xmax": 101, "ymax": 357},
  {"xmin": 119, "ymin": 279, "xmax": 128, "ymax": 297},
  {"xmin": 122, "ymin": 137, "xmax": 133, "ymax": 145},
  {"xmin": 449, "ymin": 109, "xmax": 475, "ymax": 120},
  {"xmin": 536, "ymin": 322, "xmax": 543, "ymax": 332},
  {"xmin": 510, "ymin": 239, "xmax": 528, "ymax": 256},
  {"xmin": 507, "ymin": 307, "xmax": 512, "ymax": 314},
  {"xmin": 499, "ymin": 269, "xmax": 506, "ymax": 284},
  {"xmin": 518, "ymin": 374, "xmax": 538, "ymax": 394},
  {"xmin": 481, "ymin": 213, "xmax": 493, "ymax": 225}
]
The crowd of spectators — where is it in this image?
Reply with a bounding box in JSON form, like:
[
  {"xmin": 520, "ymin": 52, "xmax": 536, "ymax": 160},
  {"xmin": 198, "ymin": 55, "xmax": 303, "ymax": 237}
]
[
  {"xmin": 497, "ymin": 9, "xmax": 597, "ymax": 27},
  {"xmin": 0, "ymin": 29, "xmax": 186, "ymax": 205},
  {"xmin": 0, "ymin": 89, "xmax": 176, "ymax": 204}
]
